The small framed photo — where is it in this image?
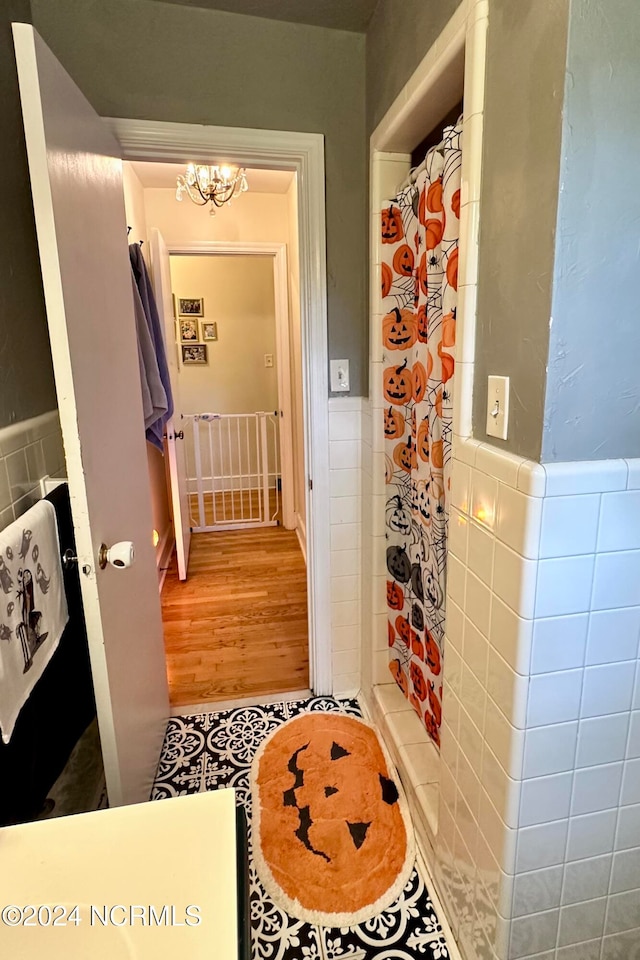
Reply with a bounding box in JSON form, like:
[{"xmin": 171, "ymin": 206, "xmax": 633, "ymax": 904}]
[
  {"xmin": 180, "ymin": 318, "xmax": 199, "ymax": 342},
  {"xmin": 178, "ymin": 297, "xmax": 204, "ymax": 316},
  {"xmin": 201, "ymin": 321, "xmax": 218, "ymax": 341},
  {"xmin": 181, "ymin": 343, "xmax": 208, "ymax": 365}
]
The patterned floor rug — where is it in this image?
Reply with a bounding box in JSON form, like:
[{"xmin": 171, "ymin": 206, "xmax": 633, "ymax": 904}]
[{"xmin": 152, "ymin": 696, "xmax": 451, "ymax": 960}]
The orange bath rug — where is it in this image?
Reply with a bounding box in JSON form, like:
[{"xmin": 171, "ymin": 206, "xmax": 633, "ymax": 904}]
[{"xmin": 250, "ymin": 711, "xmax": 415, "ymax": 925}]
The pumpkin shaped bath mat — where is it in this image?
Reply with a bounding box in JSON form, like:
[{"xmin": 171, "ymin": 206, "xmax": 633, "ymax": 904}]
[{"xmin": 250, "ymin": 712, "xmax": 415, "ymax": 925}]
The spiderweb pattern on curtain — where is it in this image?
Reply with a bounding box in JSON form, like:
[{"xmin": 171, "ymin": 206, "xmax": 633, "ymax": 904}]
[{"xmin": 381, "ymin": 121, "xmax": 462, "ymax": 747}]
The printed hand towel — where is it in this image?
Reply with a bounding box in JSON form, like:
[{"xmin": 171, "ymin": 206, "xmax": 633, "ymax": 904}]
[{"xmin": 0, "ymin": 500, "xmax": 69, "ymax": 743}]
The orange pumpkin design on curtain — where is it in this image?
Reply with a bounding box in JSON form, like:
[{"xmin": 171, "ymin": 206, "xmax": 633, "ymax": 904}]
[{"xmin": 380, "ymin": 118, "xmax": 462, "ymax": 749}]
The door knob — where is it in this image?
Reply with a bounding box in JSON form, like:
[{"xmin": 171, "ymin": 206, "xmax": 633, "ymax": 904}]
[{"xmin": 99, "ymin": 541, "xmax": 135, "ymax": 570}]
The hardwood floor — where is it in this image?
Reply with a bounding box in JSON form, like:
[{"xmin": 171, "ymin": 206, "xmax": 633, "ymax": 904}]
[{"xmin": 161, "ymin": 524, "xmax": 309, "ymax": 707}]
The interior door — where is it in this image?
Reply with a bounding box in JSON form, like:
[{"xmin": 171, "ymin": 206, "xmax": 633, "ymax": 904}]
[
  {"xmin": 13, "ymin": 24, "xmax": 169, "ymax": 806},
  {"xmin": 149, "ymin": 228, "xmax": 192, "ymax": 580}
]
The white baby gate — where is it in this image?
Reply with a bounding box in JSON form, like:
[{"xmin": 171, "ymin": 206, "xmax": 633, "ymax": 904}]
[{"xmin": 184, "ymin": 412, "xmax": 280, "ymax": 531}]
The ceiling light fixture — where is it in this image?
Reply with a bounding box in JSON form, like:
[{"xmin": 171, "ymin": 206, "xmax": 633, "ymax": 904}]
[{"xmin": 175, "ymin": 163, "xmax": 248, "ymax": 215}]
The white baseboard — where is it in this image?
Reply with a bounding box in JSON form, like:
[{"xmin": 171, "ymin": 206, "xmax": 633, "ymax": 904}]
[{"xmin": 295, "ymin": 513, "xmax": 307, "ymax": 564}]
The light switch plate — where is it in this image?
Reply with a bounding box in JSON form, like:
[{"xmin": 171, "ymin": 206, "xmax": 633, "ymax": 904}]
[
  {"xmin": 486, "ymin": 375, "xmax": 509, "ymax": 440},
  {"xmin": 264, "ymin": 354, "xmax": 274, "ymax": 368},
  {"xmin": 330, "ymin": 359, "xmax": 350, "ymax": 392}
]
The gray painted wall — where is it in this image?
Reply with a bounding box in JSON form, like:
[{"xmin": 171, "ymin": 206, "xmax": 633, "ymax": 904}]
[
  {"xmin": 543, "ymin": 0, "xmax": 640, "ymax": 461},
  {"xmin": 366, "ymin": 0, "xmax": 462, "ymax": 134},
  {"xmin": 31, "ymin": 0, "xmax": 368, "ymax": 396},
  {"xmin": 472, "ymin": 0, "xmax": 570, "ymax": 461},
  {"xmin": 0, "ymin": 0, "xmax": 57, "ymax": 429}
]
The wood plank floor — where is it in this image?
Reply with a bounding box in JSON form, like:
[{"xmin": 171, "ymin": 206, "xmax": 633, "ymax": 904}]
[{"xmin": 161, "ymin": 524, "xmax": 309, "ymax": 707}]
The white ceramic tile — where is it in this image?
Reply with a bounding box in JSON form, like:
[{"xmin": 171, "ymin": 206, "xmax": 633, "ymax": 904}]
[
  {"xmin": 386, "ymin": 707, "xmax": 428, "ymax": 747},
  {"xmin": 333, "ymin": 648, "xmax": 360, "ymax": 676},
  {"xmin": 510, "ymin": 909, "xmax": 560, "ymax": 959},
  {"xmin": 566, "ymin": 809, "xmax": 617, "ymax": 861},
  {"xmin": 592, "ymin": 550, "xmax": 640, "ymax": 610},
  {"xmin": 461, "ymin": 662, "xmax": 486, "ymax": 734},
  {"xmin": 333, "ymin": 672, "xmax": 360, "ymax": 696},
  {"xmin": 557, "ymin": 940, "xmax": 602, "ymax": 960},
  {"xmin": 610, "ymin": 847, "xmax": 640, "ymax": 894},
  {"xmin": 478, "ymin": 786, "xmax": 518, "ymax": 874},
  {"xmin": 445, "ymin": 643, "xmax": 463, "ymax": 700},
  {"xmin": 330, "ymin": 599, "xmax": 360, "ymax": 628},
  {"xmin": 451, "ymin": 460, "xmax": 471, "ymax": 514},
  {"xmin": 329, "ymin": 467, "xmax": 360, "ymax": 498},
  {"xmin": 330, "ymin": 496, "xmax": 360, "ymax": 525},
  {"xmin": 493, "ymin": 540, "xmax": 537, "ymax": 619},
  {"xmin": 446, "ymin": 600, "xmax": 464, "ymax": 657},
  {"xmin": 558, "ymin": 898, "xmax": 607, "ymax": 947},
  {"xmin": 517, "ymin": 460, "xmax": 547, "ymax": 498},
  {"xmin": 449, "ymin": 508, "xmax": 469, "ymax": 564},
  {"xmin": 330, "ymin": 523, "xmax": 360, "ymax": 551},
  {"xmin": 332, "ymin": 624, "xmax": 359, "ymax": 652},
  {"xmin": 457, "ymin": 744, "xmax": 481, "ymax": 819},
  {"xmin": 531, "ymin": 614, "xmax": 588, "ymax": 674},
  {"xmin": 586, "ymin": 607, "xmax": 640, "ymax": 666},
  {"xmin": 496, "ymin": 483, "xmax": 542, "ymax": 559},
  {"xmin": 604, "ymin": 888, "xmax": 640, "ymax": 935},
  {"xmin": 539, "ymin": 494, "xmax": 601, "ymax": 559},
  {"xmin": 447, "ymin": 552, "xmax": 466, "ymax": 608},
  {"xmin": 461, "ymin": 111, "xmax": 484, "ymax": 205},
  {"xmin": 398, "ymin": 740, "xmax": 440, "ymax": 786},
  {"xmin": 544, "ymin": 460, "xmax": 627, "ymax": 497},
  {"xmin": 456, "ymin": 283, "xmax": 477, "ymax": 364},
  {"xmin": 457, "ymin": 199, "xmax": 479, "ymax": 288},
  {"xmin": 513, "ymin": 865, "xmax": 563, "ymax": 917},
  {"xmin": 562, "ymin": 853, "xmax": 612, "ymax": 905},
  {"xmin": 330, "ymin": 548, "xmax": 360, "ymax": 578},
  {"xmin": 454, "ymin": 436, "xmax": 482, "ymax": 468},
  {"xmin": 621, "ymin": 758, "xmax": 640, "ymax": 806},
  {"xmin": 520, "ymin": 772, "xmax": 573, "ymax": 827},
  {"xmin": 486, "ymin": 648, "xmax": 529, "ymax": 728},
  {"xmin": 463, "ymin": 616, "xmax": 488, "ymax": 685},
  {"xmin": 572, "ymin": 762, "xmax": 623, "ymax": 816},
  {"xmin": 484, "ymin": 694, "xmax": 525, "ymax": 780},
  {"xmin": 616, "ymin": 804, "xmax": 640, "ymax": 851},
  {"xmin": 465, "ymin": 571, "xmax": 491, "ymax": 636},
  {"xmin": 602, "ymin": 929, "xmax": 640, "ymax": 958},
  {"xmin": 0, "ymin": 461, "xmax": 11, "ymax": 513},
  {"xmin": 330, "ymin": 575, "xmax": 360, "ymax": 603},
  {"xmin": 523, "ymin": 722, "xmax": 578, "ymax": 778},
  {"xmin": 470, "ymin": 468, "xmax": 498, "ymax": 531},
  {"xmin": 576, "ymin": 713, "xmax": 631, "ymax": 768},
  {"xmin": 328, "ymin": 410, "xmax": 360, "ymax": 441},
  {"xmin": 329, "ymin": 439, "xmax": 360, "ymax": 470},
  {"xmin": 528, "ymin": 670, "xmax": 583, "ymax": 727},
  {"xmin": 626, "ymin": 459, "xmax": 640, "ymax": 490},
  {"xmin": 516, "ymin": 819, "xmax": 569, "ymax": 873},
  {"xmin": 598, "ymin": 490, "xmax": 640, "ymax": 552},
  {"xmin": 458, "ymin": 703, "xmax": 484, "ymax": 777},
  {"xmin": 535, "ymin": 555, "xmax": 594, "ymax": 619},
  {"xmin": 452, "ymin": 361, "xmax": 474, "ymax": 439},
  {"xmin": 467, "ymin": 519, "xmax": 494, "ymax": 586},
  {"xmin": 474, "ymin": 443, "xmax": 524, "ymax": 489},
  {"xmin": 581, "ymin": 662, "xmax": 635, "ymax": 719},
  {"xmin": 5, "ymin": 448, "xmax": 29, "ymax": 499},
  {"xmin": 628, "ymin": 712, "xmax": 640, "ymax": 759},
  {"xmin": 489, "ymin": 597, "xmax": 533, "ymax": 674},
  {"xmin": 480, "ymin": 744, "xmax": 520, "ymax": 827}
]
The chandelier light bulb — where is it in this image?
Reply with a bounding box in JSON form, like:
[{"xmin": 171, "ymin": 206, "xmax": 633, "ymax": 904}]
[{"xmin": 175, "ymin": 161, "xmax": 249, "ymax": 213}]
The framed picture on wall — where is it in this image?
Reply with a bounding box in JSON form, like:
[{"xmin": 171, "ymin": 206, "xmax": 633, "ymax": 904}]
[
  {"xmin": 200, "ymin": 321, "xmax": 218, "ymax": 341},
  {"xmin": 181, "ymin": 343, "xmax": 208, "ymax": 365},
  {"xmin": 178, "ymin": 297, "xmax": 204, "ymax": 316},
  {"xmin": 179, "ymin": 318, "xmax": 199, "ymax": 342}
]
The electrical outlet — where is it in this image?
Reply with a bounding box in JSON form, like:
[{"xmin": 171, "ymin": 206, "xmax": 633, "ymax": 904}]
[
  {"xmin": 330, "ymin": 359, "xmax": 350, "ymax": 392},
  {"xmin": 264, "ymin": 354, "xmax": 274, "ymax": 368},
  {"xmin": 486, "ymin": 375, "xmax": 509, "ymax": 440}
]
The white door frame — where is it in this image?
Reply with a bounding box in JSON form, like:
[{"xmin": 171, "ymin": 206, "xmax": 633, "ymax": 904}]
[
  {"xmin": 107, "ymin": 118, "xmax": 332, "ymax": 696},
  {"xmin": 167, "ymin": 240, "xmax": 295, "ymax": 531}
]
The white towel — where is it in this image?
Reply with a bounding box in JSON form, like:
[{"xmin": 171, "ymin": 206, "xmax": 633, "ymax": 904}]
[{"xmin": 0, "ymin": 500, "xmax": 69, "ymax": 743}]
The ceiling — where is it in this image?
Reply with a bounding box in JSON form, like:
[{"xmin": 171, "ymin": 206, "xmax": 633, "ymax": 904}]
[
  {"xmin": 143, "ymin": 0, "xmax": 379, "ymax": 32},
  {"xmin": 129, "ymin": 161, "xmax": 295, "ymax": 194}
]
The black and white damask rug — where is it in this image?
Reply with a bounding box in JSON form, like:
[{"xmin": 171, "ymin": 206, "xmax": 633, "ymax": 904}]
[{"xmin": 152, "ymin": 696, "xmax": 451, "ymax": 960}]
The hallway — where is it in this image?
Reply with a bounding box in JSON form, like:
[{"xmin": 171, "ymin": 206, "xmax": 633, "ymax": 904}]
[{"xmin": 161, "ymin": 525, "xmax": 309, "ymax": 707}]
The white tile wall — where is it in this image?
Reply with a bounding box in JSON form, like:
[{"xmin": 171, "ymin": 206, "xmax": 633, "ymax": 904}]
[
  {"xmin": 329, "ymin": 395, "xmax": 364, "ymax": 697},
  {"xmin": 0, "ymin": 411, "xmax": 65, "ymax": 530}
]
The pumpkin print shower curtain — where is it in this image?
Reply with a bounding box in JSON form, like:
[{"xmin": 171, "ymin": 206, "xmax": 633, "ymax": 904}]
[{"xmin": 382, "ymin": 121, "xmax": 462, "ymax": 747}]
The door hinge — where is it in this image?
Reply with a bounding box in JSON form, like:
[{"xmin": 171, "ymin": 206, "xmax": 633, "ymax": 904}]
[{"xmin": 308, "ymin": 478, "xmax": 313, "ymax": 491}]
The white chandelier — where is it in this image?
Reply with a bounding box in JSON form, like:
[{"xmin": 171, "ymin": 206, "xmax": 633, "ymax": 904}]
[{"xmin": 175, "ymin": 163, "xmax": 248, "ymax": 215}]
